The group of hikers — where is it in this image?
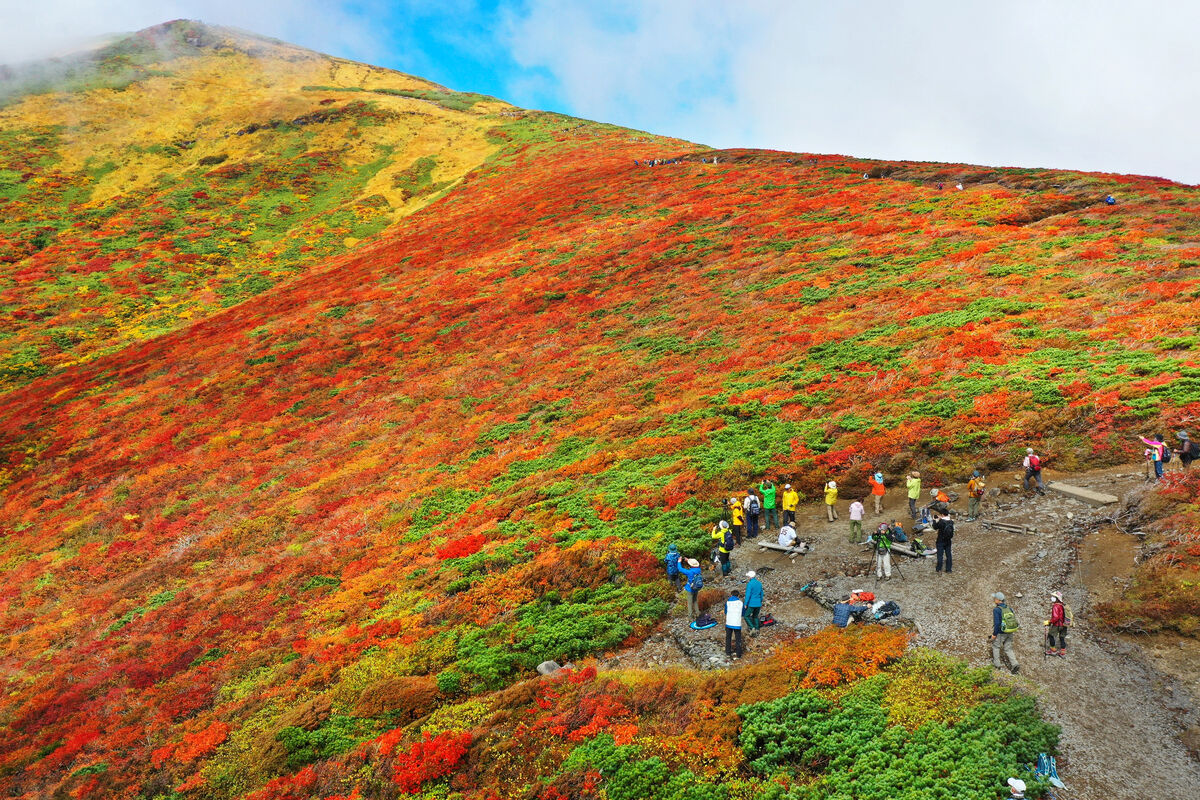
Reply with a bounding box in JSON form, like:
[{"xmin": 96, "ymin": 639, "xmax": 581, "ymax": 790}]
[
  {"xmin": 661, "ymin": 445, "xmax": 1084, "ymax": 663},
  {"xmin": 1140, "ymin": 430, "xmax": 1198, "ymax": 480}
]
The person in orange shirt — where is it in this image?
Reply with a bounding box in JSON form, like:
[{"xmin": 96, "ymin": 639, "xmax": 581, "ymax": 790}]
[{"xmin": 867, "ymin": 471, "xmax": 885, "ymax": 515}]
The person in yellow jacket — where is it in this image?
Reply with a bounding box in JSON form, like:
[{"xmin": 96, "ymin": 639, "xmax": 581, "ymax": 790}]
[
  {"xmin": 781, "ymin": 484, "xmax": 800, "ymax": 525},
  {"xmin": 728, "ymin": 497, "xmax": 745, "ymax": 545},
  {"xmin": 823, "ymin": 480, "xmax": 839, "ymax": 522},
  {"xmin": 906, "ymin": 471, "xmax": 922, "ymax": 519}
]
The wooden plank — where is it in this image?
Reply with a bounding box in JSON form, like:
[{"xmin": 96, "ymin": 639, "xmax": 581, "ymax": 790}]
[
  {"xmin": 756, "ymin": 541, "xmax": 810, "ymax": 555},
  {"xmin": 1047, "ymin": 481, "xmax": 1119, "ymax": 507}
]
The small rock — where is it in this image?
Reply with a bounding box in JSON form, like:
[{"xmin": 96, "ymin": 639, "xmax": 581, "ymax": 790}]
[
  {"xmin": 1015, "ymin": 592, "xmax": 1024, "ymax": 599},
  {"xmin": 536, "ymin": 660, "xmax": 562, "ymax": 676}
]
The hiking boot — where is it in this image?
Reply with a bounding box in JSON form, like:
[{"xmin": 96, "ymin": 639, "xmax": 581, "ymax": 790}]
[
  {"xmin": 1045, "ymin": 649, "xmax": 1058, "ymax": 656},
  {"xmin": 1011, "ymin": 665, "xmax": 1020, "ymax": 674}
]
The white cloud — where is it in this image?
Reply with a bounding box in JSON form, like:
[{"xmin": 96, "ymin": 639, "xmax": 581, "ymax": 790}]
[{"xmin": 505, "ymin": 0, "xmax": 1200, "ymax": 184}]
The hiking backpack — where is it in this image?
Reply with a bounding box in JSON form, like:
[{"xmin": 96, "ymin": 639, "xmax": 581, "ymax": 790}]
[
  {"xmin": 1063, "ymin": 604, "xmax": 1074, "ymax": 627},
  {"xmin": 1163, "ymin": 446, "xmax": 1173, "ymax": 463},
  {"xmin": 747, "ymin": 495, "xmax": 761, "ymax": 514},
  {"xmin": 1029, "ymin": 455, "xmax": 1041, "ymax": 471},
  {"xmin": 1000, "ymin": 604, "xmax": 1019, "ymax": 633}
]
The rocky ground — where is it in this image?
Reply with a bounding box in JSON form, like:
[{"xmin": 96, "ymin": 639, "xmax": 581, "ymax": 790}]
[{"xmin": 604, "ymin": 465, "xmax": 1200, "ymax": 800}]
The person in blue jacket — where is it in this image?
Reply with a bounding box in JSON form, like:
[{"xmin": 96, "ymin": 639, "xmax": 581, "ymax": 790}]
[
  {"xmin": 744, "ymin": 571, "xmax": 764, "ymax": 634},
  {"xmin": 680, "ymin": 558, "xmax": 703, "ymax": 620},
  {"xmin": 664, "ymin": 543, "xmax": 682, "ymax": 590}
]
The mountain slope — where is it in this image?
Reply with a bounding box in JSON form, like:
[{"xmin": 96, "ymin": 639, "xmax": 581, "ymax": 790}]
[{"xmin": 2, "ymin": 20, "xmax": 1200, "ymax": 800}]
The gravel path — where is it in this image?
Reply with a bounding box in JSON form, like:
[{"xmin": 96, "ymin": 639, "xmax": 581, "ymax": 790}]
[{"xmin": 607, "ymin": 466, "xmax": 1200, "ymax": 800}]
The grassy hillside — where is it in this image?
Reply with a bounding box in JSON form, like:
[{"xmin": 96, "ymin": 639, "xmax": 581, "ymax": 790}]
[{"xmin": 2, "ymin": 20, "xmax": 1199, "ymax": 800}]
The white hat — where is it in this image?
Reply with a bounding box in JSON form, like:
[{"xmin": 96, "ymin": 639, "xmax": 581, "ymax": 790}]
[
  {"xmin": 719, "ymin": 520, "xmax": 730, "ymax": 529},
  {"xmin": 746, "ymin": 570, "xmax": 756, "ymax": 578},
  {"xmin": 686, "ymin": 558, "xmax": 700, "ymax": 567},
  {"xmin": 851, "ymin": 588, "xmax": 865, "ymax": 595},
  {"xmin": 1007, "ymin": 778, "xmax": 1026, "ymax": 793},
  {"xmin": 930, "ymin": 488, "xmax": 938, "ymax": 497},
  {"xmin": 1050, "ymin": 591, "xmax": 1062, "ymax": 602},
  {"xmin": 785, "ymin": 483, "xmax": 791, "ymax": 489},
  {"xmin": 993, "ymin": 592, "xmax": 1006, "ymax": 602},
  {"xmin": 730, "ymin": 497, "xmax": 738, "ymax": 503},
  {"xmin": 1026, "ymin": 447, "xmax": 1034, "ymax": 454},
  {"xmin": 828, "ymin": 480, "xmax": 837, "ymax": 488}
]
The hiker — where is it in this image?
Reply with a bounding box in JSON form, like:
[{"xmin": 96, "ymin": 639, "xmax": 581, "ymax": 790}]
[
  {"xmin": 743, "ymin": 489, "xmax": 762, "ymax": 539},
  {"xmin": 1104, "ymin": 194, "xmax": 1116, "ymax": 205},
  {"xmin": 823, "ymin": 480, "xmax": 839, "ymax": 522},
  {"xmin": 1139, "ymin": 433, "xmax": 1167, "ymax": 480},
  {"xmin": 664, "ymin": 544, "xmax": 682, "ymax": 591},
  {"xmin": 868, "ymin": 523, "xmax": 893, "ymax": 580},
  {"xmin": 744, "ymin": 571, "xmax": 764, "ymax": 635},
  {"xmin": 966, "ymin": 470, "xmax": 986, "ymax": 521},
  {"xmin": 867, "ymin": 470, "xmax": 885, "ymax": 514},
  {"xmin": 710, "ymin": 519, "xmax": 730, "ymax": 554},
  {"xmin": 1178, "ymin": 431, "xmax": 1198, "ymax": 469},
  {"xmin": 832, "ymin": 593, "xmax": 871, "ymax": 627},
  {"xmin": 725, "ymin": 589, "xmax": 744, "ymax": 658},
  {"xmin": 1044, "ymin": 591, "xmax": 1069, "ymax": 656},
  {"xmin": 728, "ymin": 496, "xmax": 745, "ymax": 545},
  {"xmin": 927, "ymin": 488, "xmax": 950, "ymax": 516},
  {"xmin": 848, "ymin": 498, "xmax": 865, "ymax": 543},
  {"xmin": 778, "ymin": 524, "xmax": 798, "ymax": 548},
  {"xmin": 1022, "ymin": 448, "xmax": 1046, "ymax": 493},
  {"xmin": 681, "ymin": 558, "xmax": 703, "ymax": 619},
  {"xmin": 759, "ymin": 478, "xmax": 778, "ymax": 530},
  {"xmin": 781, "ymin": 483, "xmax": 800, "ymax": 525},
  {"xmin": 990, "ymin": 592, "xmax": 1020, "ymax": 674},
  {"xmin": 955, "ymin": 182, "xmax": 963, "ymax": 190},
  {"xmin": 719, "ymin": 525, "xmax": 735, "ymax": 577},
  {"xmin": 932, "ymin": 510, "xmax": 954, "ymax": 573},
  {"xmin": 1006, "ymin": 777, "xmax": 1026, "ymax": 799},
  {"xmin": 906, "ymin": 471, "xmax": 921, "ymax": 518}
]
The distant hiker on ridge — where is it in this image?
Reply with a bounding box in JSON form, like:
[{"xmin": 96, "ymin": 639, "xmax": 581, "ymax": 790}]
[{"xmin": 759, "ymin": 478, "xmax": 778, "ymax": 531}]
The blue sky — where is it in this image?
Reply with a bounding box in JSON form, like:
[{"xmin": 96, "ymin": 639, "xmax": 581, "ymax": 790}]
[{"xmin": 3, "ymin": 1, "xmax": 1198, "ymax": 184}]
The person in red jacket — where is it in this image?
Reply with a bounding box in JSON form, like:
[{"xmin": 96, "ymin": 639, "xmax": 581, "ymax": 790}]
[{"xmin": 1045, "ymin": 591, "xmax": 1068, "ymax": 656}]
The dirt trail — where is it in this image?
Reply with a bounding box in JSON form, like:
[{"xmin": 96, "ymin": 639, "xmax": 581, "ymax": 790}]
[{"xmin": 607, "ymin": 465, "xmax": 1200, "ymax": 800}]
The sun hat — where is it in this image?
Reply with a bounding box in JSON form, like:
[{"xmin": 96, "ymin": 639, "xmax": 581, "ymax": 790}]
[
  {"xmin": 1026, "ymin": 447, "xmax": 1034, "ymax": 454},
  {"xmin": 972, "ymin": 469, "xmax": 981, "ymax": 477},
  {"xmin": 930, "ymin": 488, "xmax": 938, "ymax": 497},
  {"xmin": 687, "ymin": 558, "xmax": 700, "ymax": 567},
  {"xmin": 874, "ymin": 472, "xmax": 883, "ymax": 481},
  {"xmin": 1050, "ymin": 591, "xmax": 1062, "ymax": 602},
  {"xmin": 828, "ymin": 480, "xmax": 837, "ymax": 488},
  {"xmin": 719, "ymin": 520, "xmax": 730, "ymax": 529},
  {"xmin": 668, "ymin": 543, "xmax": 678, "ymax": 552},
  {"xmin": 729, "ymin": 496, "xmax": 738, "ymax": 503},
  {"xmin": 746, "ymin": 570, "xmax": 756, "ymax": 578},
  {"xmin": 1007, "ymin": 778, "xmax": 1026, "ymax": 793},
  {"xmin": 993, "ymin": 592, "xmax": 1006, "ymax": 602},
  {"xmin": 784, "ymin": 483, "xmax": 792, "ymax": 489}
]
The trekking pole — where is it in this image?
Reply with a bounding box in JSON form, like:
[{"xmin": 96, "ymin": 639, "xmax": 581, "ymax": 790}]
[{"xmin": 891, "ymin": 554, "xmax": 905, "ymax": 582}]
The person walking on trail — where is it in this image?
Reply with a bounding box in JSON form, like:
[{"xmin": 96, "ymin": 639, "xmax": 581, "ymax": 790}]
[
  {"xmin": 869, "ymin": 523, "xmax": 893, "ymax": 580},
  {"xmin": 681, "ymin": 558, "xmax": 703, "ymax": 620},
  {"xmin": 824, "ymin": 480, "xmax": 839, "ymax": 522},
  {"xmin": 990, "ymin": 592, "xmax": 1020, "ymax": 674},
  {"xmin": 781, "ymin": 483, "xmax": 800, "ymax": 525},
  {"xmin": 932, "ymin": 510, "xmax": 954, "ymax": 573},
  {"xmin": 1044, "ymin": 591, "xmax": 1069, "ymax": 656},
  {"xmin": 728, "ymin": 497, "xmax": 745, "ymax": 546},
  {"xmin": 906, "ymin": 471, "xmax": 922, "ymax": 519},
  {"xmin": 1139, "ymin": 434, "xmax": 1167, "ymax": 480},
  {"xmin": 744, "ymin": 571, "xmax": 764, "ymax": 635},
  {"xmin": 966, "ymin": 470, "xmax": 986, "ymax": 521},
  {"xmin": 718, "ymin": 525, "xmax": 735, "ymax": 577},
  {"xmin": 664, "ymin": 544, "xmax": 682, "ymax": 591},
  {"xmin": 1022, "ymin": 448, "xmax": 1046, "ymax": 494},
  {"xmin": 725, "ymin": 589, "xmax": 744, "ymax": 658},
  {"xmin": 867, "ymin": 471, "xmax": 886, "ymax": 515},
  {"xmin": 848, "ymin": 498, "xmax": 865, "ymax": 543},
  {"xmin": 1177, "ymin": 431, "xmax": 1198, "ymax": 469},
  {"xmin": 759, "ymin": 479, "xmax": 778, "ymax": 530},
  {"xmin": 778, "ymin": 524, "xmax": 798, "ymax": 547},
  {"xmin": 743, "ymin": 489, "xmax": 762, "ymax": 539}
]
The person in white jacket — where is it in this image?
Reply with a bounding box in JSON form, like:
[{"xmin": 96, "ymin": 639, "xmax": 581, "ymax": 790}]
[{"xmin": 724, "ymin": 590, "xmax": 744, "ymax": 658}]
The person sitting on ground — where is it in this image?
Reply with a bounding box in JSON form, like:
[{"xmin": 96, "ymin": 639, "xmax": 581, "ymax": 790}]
[
  {"xmin": 887, "ymin": 519, "xmax": 908, "ymax": 543},
  {"xmin": 823, "ymin": 480, "xmax": 839, "ymax": 522},
  {"xmin": 832, "ymin": 593, "xmax": 872, "ymax": 628},
  {"xmin": 781, "ymin": 483, "xmax": 800, "ymax": 525},
  {"xmin": 966, "ymin": 470, "xmax": 986, "ymax": 521},
  {"xmin": 928, "ymin": 488, "xmax": 950, "ymax": 516},
  {"xmin": 778, "ymin": 524, "xmax": 798, "ymax": 548}
]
